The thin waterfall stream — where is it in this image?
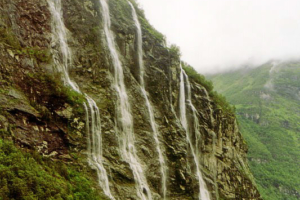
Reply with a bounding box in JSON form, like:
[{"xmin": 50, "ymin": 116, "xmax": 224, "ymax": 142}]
[
  {"xmin": 98, "ymin": 0, "xmax": 152, "ymax": 199},
  {"xmin": 47, "ymin": 0, "xmax": 115, "ymax": 199},
  {"xmin": 48, "ymin": 0, "xmax": 79, "ymax": 92},
  {"xmin": 128, "ymin": 2, "xmax": 168, "ymax": 199},
  {"xmin": 179, "ymin": 65, "xmax": 211, "ymax": 200}
]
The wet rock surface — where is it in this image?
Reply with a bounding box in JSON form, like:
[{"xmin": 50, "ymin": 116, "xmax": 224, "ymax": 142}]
[{"xmin": 0, "ymin": 0, "xmax": 261, "ymax": 199}]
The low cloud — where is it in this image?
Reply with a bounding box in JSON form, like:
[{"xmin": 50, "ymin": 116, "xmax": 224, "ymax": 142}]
[{"xmin": 138, "ymin": 0, "xmax": 300, "ymax": 74}]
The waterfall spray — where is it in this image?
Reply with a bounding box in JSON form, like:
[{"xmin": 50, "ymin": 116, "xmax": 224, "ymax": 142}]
[
  {"xmin": 98, "ymin": 0, "xmax": 152, "ymax": 199},
  {"xmin": 128, "ymin": 2, "xmax": 168, "ymax": 199},
  {"xmin": 179, "ymin": 64, "xmax": 211, "ymax": 200},
  {"xmin": 48, "ymin": 0, "xmax": 114, "ymax": 199}
]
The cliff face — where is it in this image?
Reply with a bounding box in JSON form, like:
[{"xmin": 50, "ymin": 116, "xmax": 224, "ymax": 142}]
[{"xmin": 0, "ymin": 0, "xmax": 261, "ymax": 199}]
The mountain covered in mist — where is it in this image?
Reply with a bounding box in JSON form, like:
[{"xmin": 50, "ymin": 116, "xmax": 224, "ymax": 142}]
[
  {"xmin": 0, "ymin": 0, "xmax": 261, "ymax": 199},
  {"xmin": 210, "ymin": 62, "xmax": 300, "ymax": 200}
]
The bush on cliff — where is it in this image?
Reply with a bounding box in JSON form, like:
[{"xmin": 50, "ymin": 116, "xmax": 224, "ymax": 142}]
[{"xmin": 0, "ymin": 139, "xmax": 104, "ymax": 200}]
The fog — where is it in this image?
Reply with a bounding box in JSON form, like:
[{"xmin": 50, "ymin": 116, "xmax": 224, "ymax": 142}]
[{"xmin": 137, "ymin": 0, "xmax": 300, "ymax": 74}]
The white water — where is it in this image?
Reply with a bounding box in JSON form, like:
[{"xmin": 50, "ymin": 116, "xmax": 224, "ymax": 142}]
[
  {"xmin": 84, "ymin": 97, "xmax": 115, "ymax": 200},
  {"xmin": 48, "ymin": 1, "xmax": 114, "ymax": 199},
  {"xmin": 98, "ymin": 0, "xmax": 152, "ymax": 199},
  {"xmin": 48, "ymin": 0, "xmax": 79, "ymax": 92},
  {"xmin": 179, "ymin": 65, "xmax": 211, "ymax": 200},
  {"xmin": 128, "ymin": 2, "xmax": 167, "ymax": 199}
]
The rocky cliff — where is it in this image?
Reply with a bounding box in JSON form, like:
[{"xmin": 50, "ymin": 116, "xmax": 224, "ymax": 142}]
[{"xmin": 0, "ymin": 0, "xmax": 261, "ymax": 199}]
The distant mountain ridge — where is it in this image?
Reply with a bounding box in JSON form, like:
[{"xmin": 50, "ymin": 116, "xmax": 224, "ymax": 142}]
[{"xmin": 209, "ymin": 61, "xmax": 300, "ymax": 200}]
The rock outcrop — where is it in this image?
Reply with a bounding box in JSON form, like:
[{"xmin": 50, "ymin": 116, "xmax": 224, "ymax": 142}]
[{"xmin": 0, "ymin": 0, "xmax": 261, "ymax": 199}]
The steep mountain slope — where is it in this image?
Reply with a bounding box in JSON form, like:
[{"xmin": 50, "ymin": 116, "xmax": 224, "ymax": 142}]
[
  {"xmin": 210, "ymin": 62, "xmax": 300, "ymax": 200},
  {"xmin": 0, "ymin": 0, "xmax": 260, "ymax": 199}
]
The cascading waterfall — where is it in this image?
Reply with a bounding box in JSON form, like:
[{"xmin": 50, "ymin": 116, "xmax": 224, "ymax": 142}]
[
  {"xmin": 98, "ymin": 0, "xmax": 152, "ymax": 199},
  {"xmin": 179, "ymin": 65, "xmax": 211, "ymax": 200},
  {"xmin": 128, "ymin": 2, "xmax": 168, "ymax": 199},
  {"xmin": 47, "ymin": 0, "xmax": 79, "ymax": 92},
  {"xmin": 48, "ymin": 0, "xmax": 114, "ymax": 199},
  {"xmin": 84, "ymin": 96, "xmax": 115, "ymax": 200}
]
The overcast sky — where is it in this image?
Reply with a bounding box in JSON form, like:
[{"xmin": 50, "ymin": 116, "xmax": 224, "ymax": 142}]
[{"xmin": 136, "ymin": 0, "xmax": 300, "ymax": 74}]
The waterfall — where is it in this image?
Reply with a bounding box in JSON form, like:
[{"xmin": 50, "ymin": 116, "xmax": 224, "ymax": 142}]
[
  {"xmin": 98, "ymin": 0, "xmax": 152, "ymax": 199},
  {"xmin": 128, "ymin": 2, "xmax": 167, "ymax": 199},
  {"xmin": 48, "ymin": 0, "xmax": 114, "ymax": 199},
  {"xmin": 179, "ymin": 65, "xmax": 211, "ymax": 200},
  {"xmin": 84, "ymin": 96, "xmax": 115, "ymax": 200},
  {"xmin": 47, "ymin": 0, "xmax": 79, "ymax": 92}
]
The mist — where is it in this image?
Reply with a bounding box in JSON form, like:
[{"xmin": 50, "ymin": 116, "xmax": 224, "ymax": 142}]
[{"xmin": 137, "ymin": 0, "xmax": 300, "ymax": 74}]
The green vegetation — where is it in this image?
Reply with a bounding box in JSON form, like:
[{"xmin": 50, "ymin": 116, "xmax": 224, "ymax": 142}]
[
  {"xmin": 0, "ymin": 27, "xmax": 21, "ymax": 49},
  {"xmin": 128, "ymin": 0, "xmax": 165, "ymax": 42},
  {"xmin": 16, "ymin": 47, "xmax": 51, "ymax": 63},
  {"xmin": 138, "ymin": 17, "xmax": 165, "ymax": 42},
  {"xmin": 0, "ymin": 27, "xmax": 50, "ymax": 63},
  {"xmin": 210, "ymin": 62, "xmax": 300, "ymax": 200},
  {"xmin": 108, "ymin": 0, "xmax": 133, "ymax": 29},
  {"xmin": 0, "ymin": 138, "xmax": 104, "ymax": 200},
  {"xmin": 182, "ymin": 63, "xmax": 235, "ymax": 115},
  {"xmin": 168, "ymin": 44, "xmax": 181, "ymax": 58},
  {"xmin": 106, "ymin": 0, "xmax": 165, "ymax": 44},
  {"xmin": 23, "ymin": 72, "xmax": 85, "ymax": 117}
]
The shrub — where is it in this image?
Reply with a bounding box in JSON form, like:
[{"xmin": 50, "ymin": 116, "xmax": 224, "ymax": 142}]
[
  {"xmin": 168, "ymin": 44, "xmax": 181, "ymax": 58},
  {"xmin": 0, "ymin": 139, "xmax": 103, "ymax": 200}
]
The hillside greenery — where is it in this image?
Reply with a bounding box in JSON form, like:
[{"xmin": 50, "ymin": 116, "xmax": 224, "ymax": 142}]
[
  {"xmin": 210, "ymin": 62, "xmax": 300, "ymax": 200},
  {"xmin": 0, "ymin": 138, "xmax": 105, "ymax": 200}
]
